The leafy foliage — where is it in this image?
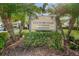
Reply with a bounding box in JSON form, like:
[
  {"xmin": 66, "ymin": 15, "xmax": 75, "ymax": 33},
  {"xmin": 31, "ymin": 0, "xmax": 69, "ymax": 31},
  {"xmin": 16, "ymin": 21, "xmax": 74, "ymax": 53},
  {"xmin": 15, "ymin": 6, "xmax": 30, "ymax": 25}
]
[
  {"xmin": 24, "ymin": 31, "xmax": 62, "ymax": 49},
  {"xmin": 0, "ymin": 32, "xmax": 9, "ymax": 40},
  {"xmin": 0, "ymin": 32, "xmax": 9, "ymax": 48},
  {"xmin": 63, "ymin": 3, "xmax": 79, "ymax": 17},
  {"xmin": 0, "ymin": 36, "xmax": 5, "ymax": 48}
]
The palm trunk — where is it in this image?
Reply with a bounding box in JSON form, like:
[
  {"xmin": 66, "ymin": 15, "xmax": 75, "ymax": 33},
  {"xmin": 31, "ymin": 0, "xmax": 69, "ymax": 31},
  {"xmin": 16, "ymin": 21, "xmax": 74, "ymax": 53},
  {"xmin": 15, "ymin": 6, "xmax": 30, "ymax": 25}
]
[
  {"xmin": 28, "ymin": 16, "xmax": 32, "ymax": 32},
  {"xmin": 66, "ymin": 16, "xmax": 76, "ymax": 40},
  {"xmin": 19, "ymin": 21, "xmax": 23, "ymax": 37},
  {"xmin": 19, "ymin": 13, "xmax": 26, "ymax": 38},
  {"xmin": 76, "ymin": 17, "xmax": 79, "ymax": 31},
  {"xmin": 1, "ymin": 12, "xmax": 16, "ymax": 41},
  {"xmin": 55, "ymin": 15, "xmax": 65, "ymax": 40},
  {"xmin": 63, "ymin": 16, "xmax": 76, "ymax": 55},
  {"xmin": 22, "ymin": 22, "xmax": 25, "ymax": 29},
  {"xmin": 56, "ymin": 16, "xmax": 68, "ymax": 53}
]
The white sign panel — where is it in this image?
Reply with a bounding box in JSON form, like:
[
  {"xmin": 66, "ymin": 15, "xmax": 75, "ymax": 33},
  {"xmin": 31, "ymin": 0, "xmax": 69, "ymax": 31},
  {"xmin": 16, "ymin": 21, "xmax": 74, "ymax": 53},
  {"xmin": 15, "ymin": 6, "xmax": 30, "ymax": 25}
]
[{"xmin": 30, "ymin": 16, "xmax": 56, "ymax": 31}]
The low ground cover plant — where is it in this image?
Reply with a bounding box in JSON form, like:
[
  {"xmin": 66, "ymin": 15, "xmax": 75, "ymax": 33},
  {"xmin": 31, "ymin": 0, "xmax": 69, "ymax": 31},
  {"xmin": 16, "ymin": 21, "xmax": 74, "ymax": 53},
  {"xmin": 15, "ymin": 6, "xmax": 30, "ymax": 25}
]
[{"xmin": 24, "ymin": 31, "xmax": 62, "ymax": 49}]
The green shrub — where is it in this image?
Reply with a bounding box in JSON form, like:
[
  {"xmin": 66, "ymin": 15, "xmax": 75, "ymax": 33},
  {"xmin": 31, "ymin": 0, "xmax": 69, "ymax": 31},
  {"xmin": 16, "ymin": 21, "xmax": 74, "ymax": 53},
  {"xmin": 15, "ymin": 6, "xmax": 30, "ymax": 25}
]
[
  {"xmin": 0, "ymin": 32, "xmax": 9, "ymax": 48},
  {"xmin": 0, "ymin": 32, "xmax": 9, "ymax": 40},
  {"xmin": 24, "ymin": 31, "xmax": 62, "ymax": 49},
  {"xmin": 68, "ymin": 40, "xmax": 79, "ymax": 51},
  {"xmin": 0, "ymin": 36, "xmax": 5, "ymax": 48}
]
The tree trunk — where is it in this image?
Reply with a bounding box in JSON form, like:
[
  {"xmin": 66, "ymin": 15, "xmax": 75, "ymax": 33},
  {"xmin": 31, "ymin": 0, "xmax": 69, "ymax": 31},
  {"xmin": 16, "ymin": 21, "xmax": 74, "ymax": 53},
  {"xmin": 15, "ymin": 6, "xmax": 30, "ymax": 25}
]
[
  {"xmin": 55, "ymin": 15, "xmax": 69, "ymax": 55},
  {"xmin": 28, "ymin": 16, "xmax": 32, "ymax": 32},
  {"xmin": 55, "ymin": 15, "xmax": 65, "ymax": 40},
  {"xmin": 19, "ymin": 21, "xmax": 23, "ymax": 37},
  {"xmin": 22, "ymin": 22, "xmax": 25, "ymax": 29},
  {"xmin": 1, "ymin": 12, "xmax": 16, "ymax": 41},
  {"xmin": 76, "ymin": 17, "xmax": 79, "ymax": 31},
  {"xmin": 66, "ymin": 16, "xmax": 76, "ymax": 40}
]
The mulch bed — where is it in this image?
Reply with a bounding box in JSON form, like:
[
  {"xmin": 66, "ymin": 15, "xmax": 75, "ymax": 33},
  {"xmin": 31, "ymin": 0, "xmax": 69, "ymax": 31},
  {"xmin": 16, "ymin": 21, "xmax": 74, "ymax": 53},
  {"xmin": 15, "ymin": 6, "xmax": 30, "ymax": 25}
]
[{"xmin": 2, "ymin": 46, "xmax": 79, "ymax": 56}]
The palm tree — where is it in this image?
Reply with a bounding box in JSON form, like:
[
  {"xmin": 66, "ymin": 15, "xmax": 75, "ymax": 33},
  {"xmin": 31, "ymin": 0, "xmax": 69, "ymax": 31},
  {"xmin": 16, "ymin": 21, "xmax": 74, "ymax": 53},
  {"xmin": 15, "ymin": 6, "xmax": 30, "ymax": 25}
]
[
  {"xmin": 0, "ymin": 3, "xmax": 18, "ymax": 41},
  {"xmin": 64, "ymin": 3, "xmax": 79, "ymax": 40},
  {"xmin": 48, "ymin": 3, "xmax": 79, "ymax": 55},
  {"xmin": 48, "ymin": 4, "xmax": 66, "ymax": 40},
  {"xmin": 0, "ymin": 3, "xmax": 42, "ymax": 40},
  {"xmin": 11, "ymin": 3, "xmax": 42, "ymax": 37}
]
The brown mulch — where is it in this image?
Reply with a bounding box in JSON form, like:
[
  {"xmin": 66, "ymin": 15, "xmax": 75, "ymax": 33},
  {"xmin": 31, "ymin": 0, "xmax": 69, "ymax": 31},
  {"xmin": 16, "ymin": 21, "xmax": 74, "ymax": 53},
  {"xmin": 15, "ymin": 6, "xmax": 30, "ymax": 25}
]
[{"xmin": 2, "ymin": 46, "xmax": 79, "ymax": 56}]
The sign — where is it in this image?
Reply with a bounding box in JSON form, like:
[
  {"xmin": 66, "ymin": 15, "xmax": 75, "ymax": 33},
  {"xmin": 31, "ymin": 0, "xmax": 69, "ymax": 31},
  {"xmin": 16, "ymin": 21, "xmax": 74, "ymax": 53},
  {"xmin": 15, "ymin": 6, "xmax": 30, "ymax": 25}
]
[{"xmin": 30, "ymin": 16, "xmax": 56, "ymax": 31}]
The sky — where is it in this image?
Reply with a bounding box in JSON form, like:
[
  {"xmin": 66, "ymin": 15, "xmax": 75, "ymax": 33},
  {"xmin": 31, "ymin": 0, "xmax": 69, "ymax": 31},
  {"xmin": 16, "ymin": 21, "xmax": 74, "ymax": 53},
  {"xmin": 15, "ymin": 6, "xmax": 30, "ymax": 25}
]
[
  {"xmin": 35, "ymin": 3, "xmax": 43, "ymax": 7},
  {"xmin": 35, "ymin": 3, "xmax": 55, "ymax": 8},
  {"xmin": 34, "ymin": 3, "xmax": 55, "ymax": 16}
]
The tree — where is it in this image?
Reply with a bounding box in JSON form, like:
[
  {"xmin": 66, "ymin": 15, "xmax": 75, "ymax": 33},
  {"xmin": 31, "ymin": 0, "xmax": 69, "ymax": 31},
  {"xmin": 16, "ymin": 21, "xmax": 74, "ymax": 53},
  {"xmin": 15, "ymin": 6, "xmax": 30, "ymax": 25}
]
[
  {"xmin": 0, "ymin": 3, "xmax": 42, "ymax": 40},
  {"xmin": 62, "ymin": 3, "xmax": 79, "ymax": 40},
  {"xmin": 48, "ymin": 3, "xmax": 79, "ymax": 55},
  {"xmin": 11, "ymin": 3, "xmax": 42, "ymax": 37},
  {"xmin": 25, "ymin": 4, "xmax": 42, "ymax": 31},
  {"xmin": 48, "ymin": 4, "xmax": 66, "ymax": 40},
  {"xmin": 0, "ymin": 3, "xmax": 18, "ymax": 41}
]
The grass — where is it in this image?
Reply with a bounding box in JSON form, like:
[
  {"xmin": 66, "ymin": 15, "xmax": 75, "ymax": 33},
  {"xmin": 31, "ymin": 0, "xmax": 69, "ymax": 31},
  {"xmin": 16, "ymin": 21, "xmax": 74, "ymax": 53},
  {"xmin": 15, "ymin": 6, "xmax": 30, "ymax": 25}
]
[
  {"xmin": 14, "ymin": 28, "xmax": 29, "ymax": 35},
  {"xmin": 14, "ymin": 28, "xmax": 79, "ymax": 40},
  {"xmin": 63, "ymin": 29, "xmax": 79, "ymax": 40}
]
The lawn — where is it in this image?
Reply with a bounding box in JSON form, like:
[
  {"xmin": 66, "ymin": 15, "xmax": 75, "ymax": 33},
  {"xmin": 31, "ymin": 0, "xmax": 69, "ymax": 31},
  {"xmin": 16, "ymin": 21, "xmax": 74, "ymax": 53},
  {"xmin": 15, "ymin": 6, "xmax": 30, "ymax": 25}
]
[
  {"xmin": 63, "ymin": 29, "xmax": 79, "ymax": 40},
  {"xmin": 14, "ymin": 28, "xmax": 79, "ymax": 40}
]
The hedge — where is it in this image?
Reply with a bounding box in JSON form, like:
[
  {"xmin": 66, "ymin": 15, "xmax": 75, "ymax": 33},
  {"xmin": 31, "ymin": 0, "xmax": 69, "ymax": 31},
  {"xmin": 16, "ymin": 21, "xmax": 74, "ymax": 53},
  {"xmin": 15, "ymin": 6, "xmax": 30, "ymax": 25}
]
[
  {"xmin": 0, "ymin": 31, "xmax": 9, "ymax": 48},
  {"xmin": 24, "ymin": 31, "xmax": 63, "ymax": 49}
]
